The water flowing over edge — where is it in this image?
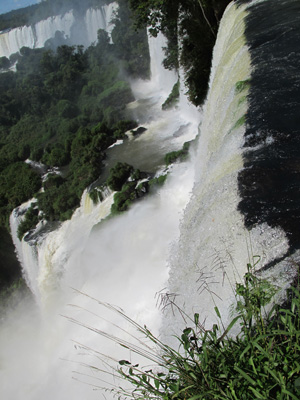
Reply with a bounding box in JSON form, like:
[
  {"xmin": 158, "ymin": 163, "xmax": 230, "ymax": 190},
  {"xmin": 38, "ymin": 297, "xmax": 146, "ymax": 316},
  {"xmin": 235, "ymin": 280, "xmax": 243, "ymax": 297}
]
[
  {"xmin": 2, "ymin": 0, "xmax": 300, "ymax": 398},
  {"xmin": 162, "ymin": 0, "xmax": 297, "ymax": 342},
  {"xmin": 2, "ymin": 25, "xmax": 200, "ymax": 399},
  {"xmin": 0, "ymin": 2, "xmax": 117, "ymax": 58}
]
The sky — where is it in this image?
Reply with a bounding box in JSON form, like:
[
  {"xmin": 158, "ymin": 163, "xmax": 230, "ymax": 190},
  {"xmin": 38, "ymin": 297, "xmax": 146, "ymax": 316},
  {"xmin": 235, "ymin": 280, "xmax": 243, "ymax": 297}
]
[{"xmin": 0, "ymin": 0, "xmax": 40, "ymax": 15}]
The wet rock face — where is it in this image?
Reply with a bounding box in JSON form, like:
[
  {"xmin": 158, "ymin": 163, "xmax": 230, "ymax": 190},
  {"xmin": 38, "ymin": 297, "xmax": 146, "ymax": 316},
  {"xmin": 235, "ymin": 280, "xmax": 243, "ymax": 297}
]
[
  {"xmin": 238, "ymin": 0, "xmax": 300, "ymax": 251},
  {"xmin": 131, "ymin": 126, "xmax": 147, "ymax": 137},
  {"xmin": 0, "ymin": 227, "xmax": 22, "ymax": 291}
]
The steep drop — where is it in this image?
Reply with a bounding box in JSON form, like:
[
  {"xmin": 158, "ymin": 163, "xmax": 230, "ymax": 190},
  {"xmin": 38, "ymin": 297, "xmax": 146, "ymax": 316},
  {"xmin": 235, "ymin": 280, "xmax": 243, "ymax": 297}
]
[
  {"xmin": 0, "ymin": 2, "xmax": 117, "ymax": 58},
  {"xmin": 1, "ymin": 29, "xmax": 200, "ymax": 399},
  {"xmin": 163, "ymin": 0, "xmax": 297, "ymax": 339}
]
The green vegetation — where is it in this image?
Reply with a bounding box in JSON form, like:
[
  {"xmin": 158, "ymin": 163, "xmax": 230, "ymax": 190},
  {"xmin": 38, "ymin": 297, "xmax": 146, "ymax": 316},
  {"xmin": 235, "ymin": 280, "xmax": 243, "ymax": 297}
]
[
  {"xmin": 82, "ymin": 259, "xmax": 300, "ymax": 400},
  {"xmin": 100, "ymin": 140, "xmax": 191, "ymax": 215},
  {"xmin": 148, "ymin": 174, "xmax": 168, "ymax": 187},
  {"xmin": 0, "ymin": 0, "xmax": 151, "ymax": 288},
  {"xmin": 17, "ymin": 203, "xmax": 39, "ymax": 240},
  {"xmin": 162, "ymin": 80, "xmax": 180, "ymax": 110},
  {"xmin": 235, "ymin": 79, "xmax": 251, "ymax": 94},
  {"xmin": 0, "ymin": 163, "xmax": 41, "ymax": 227},
  {"xmin": 107, "ymin": 162, "xmax": 135, "ymax": 192},
  {"xmin": 109, "ymin": 168, "xmax": 169, "ymax": 214},
  {"xmin": 111, "ymin": 0, "xmax": 150, "ymax": 79},
  {"xmin": 233, "ymin": 114, "xmax": 246, "ymax": 130},
  {"xmin": 0, "ymin": 277, "xmax": 28, "ymax": 313},
  {"xmin": 111, "ymin": 182, "xmax": 140, "ymax": 214},
  {"xmin": 0, "ymin": 227, "xmax": 21, "ymax": 292},
  {"xmin": 129, "ymin": 0, "xmax": 232, "ymax": 105},
  {"xmin": 164, "ymin": 141, "xmax": 190, "ymax": 165},
  {"xmin": 105, "ymin": 163, "xmax": 149, "ymax": 214},
  {"xmin": 0, "ymin": 3, "xmax": 149, "ymax": 227},
  {"xmin": 89, "ymin": 185, "xmax": 108, "ymax": 204}
]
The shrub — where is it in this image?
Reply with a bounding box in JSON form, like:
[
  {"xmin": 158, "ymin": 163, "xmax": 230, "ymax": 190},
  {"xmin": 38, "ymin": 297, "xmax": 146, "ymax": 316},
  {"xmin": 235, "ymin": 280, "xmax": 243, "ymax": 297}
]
[
  {"xmin": 0, "ymin": 57, "xmax": 10, "ymax": 70},
  {"xmin": 17, "ymin": 204, "xmax": 39, "ymax": 240},
  {"xmin": 111, "ymin": 182, "xmax": 138, "ymax": 214},
  {"xmin": 149, "ymin": 174, "xmax": 168, "ymax": 187},
  {"xmin": 164, "ymin": 141, "xmax": 190, "ymax": 165},
  {"xmin": 113, "ymin": 261, "xmax": 300, "ymax": 400},
  {"xmin": 107, "ymin": 162, "xmax": 134, "ymax": 192},
  {"xmin": 162, "ymin": 80, "xmax": 180, "ymax": 110},
  {"xmin": 235, "ymin": 79, "xmax": 251, "ymax": 94}
]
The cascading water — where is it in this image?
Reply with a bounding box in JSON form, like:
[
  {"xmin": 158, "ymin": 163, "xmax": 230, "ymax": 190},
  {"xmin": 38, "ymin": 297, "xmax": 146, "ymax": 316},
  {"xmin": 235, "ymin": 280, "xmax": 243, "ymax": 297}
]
[
  {"xmin": 0, "ymin": 3, "xmax": 117, "ymax": 58},
  {"xmin": 0, "ymin": 24, "xmax": 199, "ymax": 400},
  {"xmin": 163, "ymin": 0, "xmax": 299, "ymax": 340},
  {"xmin": 84, "ymin": 3, "xmax": 117, "ymax": 44},
  {"xmin": 2, "ymin": 0, "xmax": 299, "ymax": 398}
]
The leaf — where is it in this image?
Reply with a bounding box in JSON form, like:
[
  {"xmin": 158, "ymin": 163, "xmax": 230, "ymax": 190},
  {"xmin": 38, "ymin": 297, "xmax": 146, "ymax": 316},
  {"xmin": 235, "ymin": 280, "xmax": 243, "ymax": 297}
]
[
  {"xmin": 225, "ymin": 315, "xmax": 241, "ymax": 335},
  {"xmin": 249, "ymin": 357, "xmax": 257, "ymax": 374},
  {"xmin": 295, "ymin": 377, "xmax": 300, "ymax": 389},
  {"xmin": 263, "ymin": 365, "xmax": 281, "ymax": 384},
  {"xmin": 154, "ymin": 378, "xmax": 160, "ymax": 390},
  {"xmin": 282, "ymin": 389, "xmax": 300, "ymax": 400},
  {"xmin": 249, "ymin": 386, "xmax": 265, "ymax": 399},
  {"xmin": 214, "ymin": 306, "xmax": 221, "ymax": 319},
  {"xmin": 119, "ymin": 360, "xmax": 131, "ymax": 365},
  {"xmin": 234, "ymin": 366, "xmax": 257, "ymax": 386}
]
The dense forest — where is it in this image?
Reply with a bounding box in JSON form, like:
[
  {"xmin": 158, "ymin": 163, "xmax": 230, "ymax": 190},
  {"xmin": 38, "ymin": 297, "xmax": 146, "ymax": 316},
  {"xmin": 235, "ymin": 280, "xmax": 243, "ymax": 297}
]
[
  {"xmin": 0, "ymin": 0, "xmax": 232, "ymax": 292},
  {"xmin": 0, "ymin": 0, "xmax": 150, "ymax": 290}
]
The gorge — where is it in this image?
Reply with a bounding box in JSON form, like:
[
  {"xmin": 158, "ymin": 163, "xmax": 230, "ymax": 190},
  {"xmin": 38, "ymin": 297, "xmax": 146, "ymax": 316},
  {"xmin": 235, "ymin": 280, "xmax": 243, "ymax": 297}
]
[{"xmin": 1, "ymin": 0, "xmax": 300, "ymax": 399}]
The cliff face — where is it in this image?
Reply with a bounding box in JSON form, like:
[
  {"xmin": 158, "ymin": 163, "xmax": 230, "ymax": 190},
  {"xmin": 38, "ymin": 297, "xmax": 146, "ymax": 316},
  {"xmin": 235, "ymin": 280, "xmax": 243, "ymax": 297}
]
[{"xmin": 0, "ymin": 3, "xmax": 117, "ymax": 58}]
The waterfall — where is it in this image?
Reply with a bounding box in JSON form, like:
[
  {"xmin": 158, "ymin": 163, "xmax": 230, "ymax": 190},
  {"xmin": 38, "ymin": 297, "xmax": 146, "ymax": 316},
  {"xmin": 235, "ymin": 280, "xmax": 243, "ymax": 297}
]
[
  {"xmin": 161, "ymin": 2, "xmax": 251, "ymax": 338},
  {"xmin": 130, "ymin": 31, "xmax": 178, "ymax": 103},
  {"xmin": 2, "ymin": 0, "xmax": 299, "ymax": 398},
  {"xmin": 163, "ymin": 0, "xmax": 299, "ymax": 340},
  {"xmin": 84, "ymin": 2, "xmax": 117, "ymax": 44},
  {"xmin": 2, "ymin": 21, "xmax": 199, "ymax": 398},
  {"xmin": 0, "ymin": 3, "xmax": 117, "ymax": 58},
  {"xmin": 34, "ymin": 11, "xmax": 75, "ymax": 49}
]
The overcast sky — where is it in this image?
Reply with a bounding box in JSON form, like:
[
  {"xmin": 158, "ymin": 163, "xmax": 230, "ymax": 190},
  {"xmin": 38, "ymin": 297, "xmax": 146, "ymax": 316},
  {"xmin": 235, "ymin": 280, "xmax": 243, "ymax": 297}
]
[{"xmin": 0, "ymin": 0, "xmax": 40, "ymax": 15}]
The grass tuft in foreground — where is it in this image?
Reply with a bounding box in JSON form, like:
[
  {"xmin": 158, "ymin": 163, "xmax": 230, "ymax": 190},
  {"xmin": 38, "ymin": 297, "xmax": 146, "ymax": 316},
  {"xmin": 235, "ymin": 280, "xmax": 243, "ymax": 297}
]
[{"xmin": 70, "ymin": 259, "xmax": 300, "ymax": 400}]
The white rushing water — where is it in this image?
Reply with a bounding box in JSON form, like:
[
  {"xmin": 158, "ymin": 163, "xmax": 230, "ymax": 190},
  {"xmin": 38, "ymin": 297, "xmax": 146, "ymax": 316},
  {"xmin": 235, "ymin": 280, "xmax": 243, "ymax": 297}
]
[
  {"xmin": 163, "ymin": 1, "xmax": 293, "ymax": 342},
  {"xmin": 0, "ymin": 2, "xmax": 117, "ymax": 58},
  {"xmin": 1, "ymin": 27, "xmax": 199, "ymax": 400},
  {"xmin": 2, "ymin": 1, "xmax": 296, "ymax": 398}
]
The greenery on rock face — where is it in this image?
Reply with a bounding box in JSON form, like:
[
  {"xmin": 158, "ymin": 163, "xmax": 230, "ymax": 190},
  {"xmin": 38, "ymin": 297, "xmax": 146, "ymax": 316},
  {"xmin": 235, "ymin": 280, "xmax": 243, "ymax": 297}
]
[
  {"xmin": 148, "ymin": 174, "xmax": 167, "ymax": 187},
  {"xmin": 129, "ymin": 0, "xmax": 232, "ymax": 106},
  {"xmin": 162, "ymin": 80, "xmax": 180, "ymax": 110},
  {"xmin": 98, "ymin": 140, "xmax": 191, "ymax": 215},
  {"xmin": 0, "ymin": 227, "xmax": 22, "ymax": 292},
  {"xmin": 235, "ymin": 79, "xmax": 251, "ymax": 94},
  {"xmin": 233, "ymin": 114, "xmax": 246, "ymax": 130},
  {"xmin": 0, "ymin": 163, "xmax": 41, "ymax": 227},
  {"xmin": 164, "ymin": 141, "xmax": 190, "ymax": 165},
  {"xmin": 81, "ymin": 260, "xmax": 300, "ymax": 400},
  {"xmin": 0, "ymin": 277, "xmax": 28, "ymax": 313},
  {"xmin": 105, "ymin": 162, "xmax": 149, "ymax": 214},
  {"xmin": 107, "ymin": 162, "xmax": 135, "ymax": 192},
  {"xmin": 17, "ymin": 203, "xmax": 39, "ymax": 240}
]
